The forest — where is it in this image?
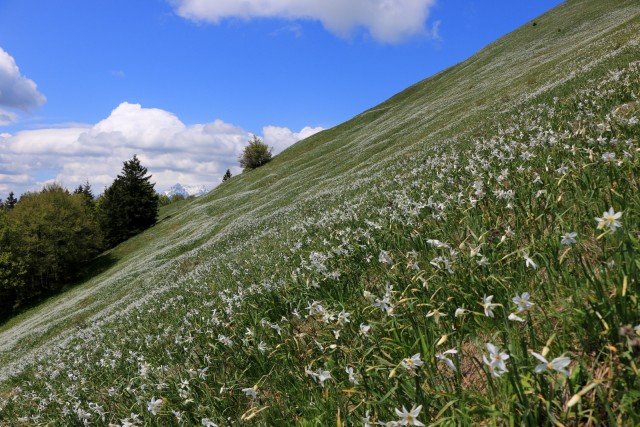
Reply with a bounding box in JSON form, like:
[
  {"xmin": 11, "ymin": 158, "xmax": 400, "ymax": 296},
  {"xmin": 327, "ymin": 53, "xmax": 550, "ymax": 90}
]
[{"xmin": 0, "ymin": 155, "xmax": 158, "ymax": 320}]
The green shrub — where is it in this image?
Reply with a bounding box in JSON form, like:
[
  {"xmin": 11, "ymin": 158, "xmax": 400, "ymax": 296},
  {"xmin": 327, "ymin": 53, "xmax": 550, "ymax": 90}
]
[{"xmin": 238, "ymin": 135, "xmax": 272, "ymax": 170}]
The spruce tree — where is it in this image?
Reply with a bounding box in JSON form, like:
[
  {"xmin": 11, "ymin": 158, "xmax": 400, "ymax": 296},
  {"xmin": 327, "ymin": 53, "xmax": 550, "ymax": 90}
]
[
  {"xmin": 5, "ymin": 192, "xmax": 17, "ymax": 209},
  {"xmin": 74, "ymin": 180, "xmax": 95, "ymax": 208},
  {"xmin": 222, "ymin": 169, "xmax": 232, "ymax": 182},
  {"xmin": 99, "ymin": 155, "xmax": 159, "ymax": 247}
]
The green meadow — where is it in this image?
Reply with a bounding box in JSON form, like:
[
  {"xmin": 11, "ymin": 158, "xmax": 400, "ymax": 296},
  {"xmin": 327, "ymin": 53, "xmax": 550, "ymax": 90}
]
[{"xmin": 1, "ymin": 0, "xmax": 639, "ymax": 425}]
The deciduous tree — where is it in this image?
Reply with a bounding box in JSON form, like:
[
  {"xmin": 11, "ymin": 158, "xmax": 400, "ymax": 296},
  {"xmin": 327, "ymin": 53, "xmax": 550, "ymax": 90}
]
[{"xmin": 238, "ymin": 135, "xmax": 272, "ymax": 170}]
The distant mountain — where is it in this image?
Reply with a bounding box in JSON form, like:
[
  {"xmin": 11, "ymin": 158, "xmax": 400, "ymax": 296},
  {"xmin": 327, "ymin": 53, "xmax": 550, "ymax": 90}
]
[{"xmin": 163, "ymin": 183, "xmax": 208, "ymax": 198}]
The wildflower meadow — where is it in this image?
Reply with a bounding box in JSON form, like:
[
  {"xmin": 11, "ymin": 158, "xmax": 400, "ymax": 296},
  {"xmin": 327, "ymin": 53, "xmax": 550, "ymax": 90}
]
[{"xmin": 1, "ymin": 1, "xmax": 639, "ymax": 425}]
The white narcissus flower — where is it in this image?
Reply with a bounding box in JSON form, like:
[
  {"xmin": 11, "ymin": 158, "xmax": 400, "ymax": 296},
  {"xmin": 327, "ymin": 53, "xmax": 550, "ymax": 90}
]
[
  {"xmin": 512, "ymin": 292, "xmax": 534, "ymax": 313},
  {"xmin": 455, "ymin": 308, "xmax": 469, "ymax": 317},
  {"xmin": 362, "ymin": 410, "xmax": 372, "ymax": 427},
  {"xmin": 147, "ymin": 397, "xmax": 162, "ymax": 416},
  {"xmin": 395, "ymin": 404, "xmax": 425, "ymax": 426},
  {"xmin": 522, "ymin": 251, "xmax": 538, "ymax": 270},
  {"xmin": 379, "ymin": 250, "xmax": 393, "ymax": 264},
  {"xmin": 508, "ymin": 313, "xmax": 525, "ymax": 322},
  {"xmin": 480, "ymin": 295, "xmax": 499, "ymax": 317},
  {"xmin": 306, "ymin": 367, "xmax": 331, "ymax": 386},
  {"xmin": 401, "ymin": 353, "xmax": 424, "ymax": 371},
  {"xmin": 483, "ymin": 343, "xmax": 509, "ymax": 377},
  {"xmin": 359, "ymin": 323, "xmax": 371, "ymax": 336},
  {"xmin": 337, "ymin": 309, "xmax": 351, "ymax": 325},
  {"xmin": 595, "ymin": 207, "xmax": 622, "ymax": 231},
  {"xmin": 426, "ymin": 308, "xmax": 446, "ymax": 324},
  {"xmin": 530, "ymin": 352, "xmax": 571, "ymax": 376},
  {"xmin": 345, "ymin": 366, "xmax": 359, "ymax": 384},
  {"xmin": 560, "ymin": 231, "xmax": 577, "ymax": 245},
  {"xmin": 602, "ymin": 152, "xmax": 615, "ymax": 162},
  {"xmin": 316, "ymin": 370, "xmax": 331, "ymax": 387},
  {"xmin": 241, "ymin": 387, "xmax": 257, "ymax": 398},
  {"xmin": 435, "ymin": 349, "xmax": 458, "ymax": 372},
  {"xmin": 476, "ymin": 256, "xmax": 489, "ymax": 266}
]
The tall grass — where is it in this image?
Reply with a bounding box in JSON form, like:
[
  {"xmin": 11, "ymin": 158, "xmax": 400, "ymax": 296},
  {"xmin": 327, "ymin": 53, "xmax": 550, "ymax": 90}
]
[{"xmin": 1, "ymin": 1, "xmax": 639, "ymax": 425}]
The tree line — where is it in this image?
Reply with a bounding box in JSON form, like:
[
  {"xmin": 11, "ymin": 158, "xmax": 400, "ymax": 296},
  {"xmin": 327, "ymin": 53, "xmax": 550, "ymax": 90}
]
[
  {"xmin": 0, "ymin": 135, "xmax": 274, "ymax": 319},
  {"xmin": 0, "ymin": 155, "xmax": 158, "ymax": 318}
]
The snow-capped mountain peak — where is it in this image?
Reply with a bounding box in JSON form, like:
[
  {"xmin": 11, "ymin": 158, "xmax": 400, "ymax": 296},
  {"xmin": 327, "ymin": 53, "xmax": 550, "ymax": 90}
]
[{"xmin": 163, "ymin": 183, "xmax": 208, "ymax": 198}]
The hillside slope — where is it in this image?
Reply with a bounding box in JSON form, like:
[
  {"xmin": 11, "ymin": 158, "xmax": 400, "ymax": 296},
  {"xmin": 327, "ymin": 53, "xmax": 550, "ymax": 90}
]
[{"xmin": 1, "ymin": 0, "xmax": 639, "ymax": 425}]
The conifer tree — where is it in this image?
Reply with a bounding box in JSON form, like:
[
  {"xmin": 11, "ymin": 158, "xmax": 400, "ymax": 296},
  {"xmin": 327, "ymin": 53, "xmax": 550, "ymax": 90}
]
[
  {"xmin": 222, "ymin": 169, "xmax": 232, "ymax": 182},
  {"xmin": 99, "ymin": 155, "xmax": 159, "ymax": 247},
  {"xmin": 5, "ymin": 192, "xmax": 17, "ymax": 209},
  {"xmin": 74, "ymin": 180, "xmax": 95, "ymax": 208}
]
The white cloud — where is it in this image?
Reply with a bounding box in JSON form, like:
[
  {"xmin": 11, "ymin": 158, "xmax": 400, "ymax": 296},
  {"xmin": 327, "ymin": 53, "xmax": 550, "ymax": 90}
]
[
  {"xmin": 173, "ymin": 0, "xmax": 437, "ymax": 43},
  {"xmin": 0, "ymin": 47, "xmax": 46, "ymax": 111},
  {"xmin": 0, "ymin": 102, "xmax": 322, "ymax": 198},
  {"xmin": 263, "ymin": 125, "xmax": 324, "ymax": 154},
  {"xmin": 0, "ymin": 109, "xmax": 17, "ymax": 126},
  {"xmin": 430, "ymin": 20, "xmax": 442, "ymax": 41}
]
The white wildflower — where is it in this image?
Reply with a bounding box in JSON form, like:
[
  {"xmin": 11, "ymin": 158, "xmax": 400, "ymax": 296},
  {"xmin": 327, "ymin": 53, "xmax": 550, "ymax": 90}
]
[
  {"xmin": 480, "ymin": 295, "xmax": 499, "ymax": 317},
  {"xmin": 561, "ymin": 232, "xmax": 577, "ymax": 245},
  {"xmin": 379, "ymin": 250, "xmax": 393, "ymax": 264},
  {"xmin": 147, "ymin": 397, "xmax": 162, "ymax": 416},
  {"xmin": 395, "ymin": 404, "xmax": 425, "ymax": 426},
  {"xmin": 512, "ymin": 292, "xmax": 534, "ymax": 313},
  {"xmin": 483, "ymin": 343, "xmax": 509, "ymax": 377},
  {"xmin": 359, "ymin": 323, "xmax": 371, "ymax": 336},
  {"xmin": 241, "ymin": 387, "xmax": 257, "ymax": 399},
  {"xmin": 522, "ymin": 250, "xmax": 538, "ymax": 269},
  {"xmin": 530, "ymin": 352, "xmax": 571, "ymax": 376},
  {"xmin": 401, "ymin": 353, "xmax": 424, "ymax": 371},
  {"xmin": 508, "ymin": 313, "xmax": 525, "ymax": 322},
  {"xmin": 455, "ymin": 308, "xmax": 469, "ymax": 317},
  {"xmin": 426, "ymin": 308, "xmax": 446, "ymax": 324},
  {"xmin": 345, "ymin": 366, "xmax": 359, "ymax": 384},
  {"xmin": 435, "ymin": 349, "xmax": 457, "ymax": 372},
  {"xmin": 595, "ymin": 207, "xmax": 622, "ymax": 231}
]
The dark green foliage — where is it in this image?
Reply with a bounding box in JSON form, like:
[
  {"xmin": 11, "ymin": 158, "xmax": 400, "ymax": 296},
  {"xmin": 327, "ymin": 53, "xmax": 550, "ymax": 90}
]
[
  {"xmin": 5, "ymin": 192, "xmax": 17, "ymax": 209},
  {"xmin": 0, "ymin": 210, "xmax": 26, "ymax": 313},
  {"xmin": 74, "ymin": 180, "xmax": 95, "ymax": 208},
  {"xmin": 0, "ymin": 183, "xmax": 103, "ymax": 317},
  {"xmin": 222, "ymin": 169, "xmax": 232, "ymax": 182},
  {"xmin": 158, "ymin": 194, "xmax": 171, "ymax": 207},
  {"xmin": 98, "ymin": 155, "xmax": 159, "ymax": 247},
  {"xmin": 238, "ymin": 135, "xmax": 272, "ymax": 170},
  {"xmin": 171, "ymin": 194, "xmax": 185, "ymax": 203}
]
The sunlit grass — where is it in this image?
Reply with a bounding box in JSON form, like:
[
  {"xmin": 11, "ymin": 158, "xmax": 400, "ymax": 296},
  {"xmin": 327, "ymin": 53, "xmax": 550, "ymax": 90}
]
[{"xmin": 0, "ymin": 1, "xmax": 639, "ymax": 426}]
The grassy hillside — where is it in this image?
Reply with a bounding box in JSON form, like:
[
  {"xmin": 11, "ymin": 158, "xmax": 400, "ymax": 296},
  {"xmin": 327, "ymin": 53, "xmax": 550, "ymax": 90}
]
[{"xmin": 1, "ymin": 0, "xmax": 639, "ymax": 425}]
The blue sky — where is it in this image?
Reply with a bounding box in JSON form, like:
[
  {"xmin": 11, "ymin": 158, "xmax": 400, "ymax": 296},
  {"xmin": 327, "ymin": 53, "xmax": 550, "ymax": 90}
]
[{"xmin": 0, "ymin": 0, "xmax": 563, "ymax": 198}]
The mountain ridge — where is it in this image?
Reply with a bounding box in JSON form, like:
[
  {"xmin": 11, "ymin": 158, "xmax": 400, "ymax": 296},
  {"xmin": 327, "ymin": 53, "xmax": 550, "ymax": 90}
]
[{"xmin": 163, "ymin": 183, "xmax": 209, "ymax": 198}]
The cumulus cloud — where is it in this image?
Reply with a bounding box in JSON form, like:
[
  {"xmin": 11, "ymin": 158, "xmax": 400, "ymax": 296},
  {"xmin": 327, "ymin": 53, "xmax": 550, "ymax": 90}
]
[
  {"xmin": 0, "ymin": 47, "xmax": 46, "ymax": 111},
  {"xmin": 173, "ymin": 0, "xmax": 437, "ymax": 43},
  {"xmin": 263, "ymin": 125, "xmax": 324, "ymax": 154},
  {"xmin": 0, "ymin": 109, "xmax": 17, "ymax": 126},
  {"xmin": 0, "ymin": 102, "xmax": 322, "ymax": 198}
]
